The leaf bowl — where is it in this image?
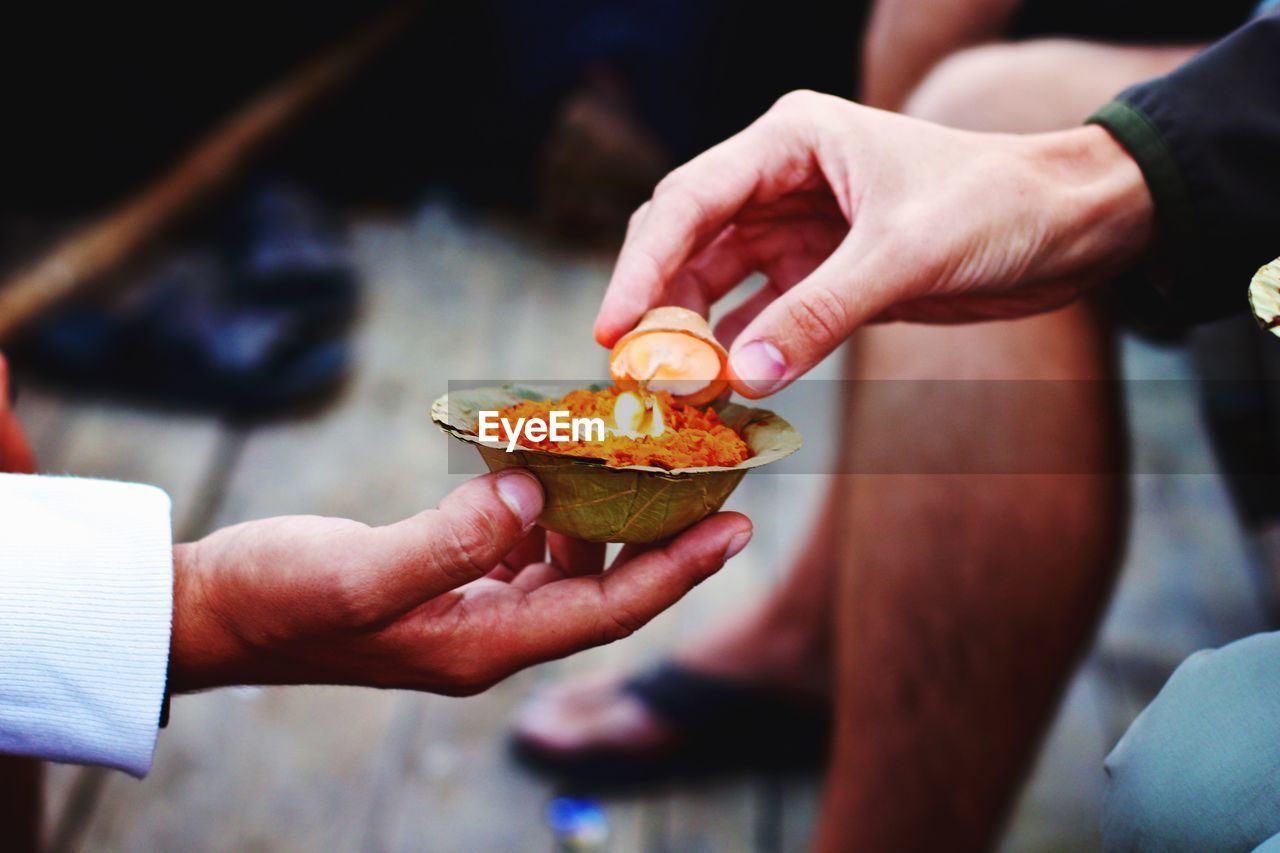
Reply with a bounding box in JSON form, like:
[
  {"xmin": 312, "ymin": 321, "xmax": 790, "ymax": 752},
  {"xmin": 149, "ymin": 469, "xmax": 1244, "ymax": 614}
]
[{"xmin": 431, "ymin": 385, "xmax": 801, "ymax": 543}]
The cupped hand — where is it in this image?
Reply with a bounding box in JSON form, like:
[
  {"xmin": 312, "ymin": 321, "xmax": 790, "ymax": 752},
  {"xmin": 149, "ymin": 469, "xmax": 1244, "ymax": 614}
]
[
  {"xmin": 596, "ymin": 90, "xmax": 1155, "ymax": 396},
  {"xmin": 171, "ymin": 470, "xmax": 751, "ymax": 695}
]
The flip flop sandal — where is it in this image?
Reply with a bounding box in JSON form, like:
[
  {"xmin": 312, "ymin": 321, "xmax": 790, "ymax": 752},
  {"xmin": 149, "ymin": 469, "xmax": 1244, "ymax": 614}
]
[
  {"xmin": 511, "ymin": 661, "xmax": 829, "ymax": 789},
  {"xmin": 16, "ymin": 253, "xmax": 348, "ymax": 415},
  {"xmin": 225, "ymin": 183, "xmax": 358, "ymax": 333}
]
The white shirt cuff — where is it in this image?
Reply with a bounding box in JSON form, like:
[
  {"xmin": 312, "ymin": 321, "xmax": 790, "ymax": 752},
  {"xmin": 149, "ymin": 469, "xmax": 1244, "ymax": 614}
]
[{"xmin": 0, "ymin": 473, "xmax": 173, "ymax": 776}]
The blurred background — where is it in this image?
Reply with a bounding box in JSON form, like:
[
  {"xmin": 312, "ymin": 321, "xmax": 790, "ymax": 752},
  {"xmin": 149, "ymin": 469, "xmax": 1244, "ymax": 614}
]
[{"xmin": 4, "ymin": 1, "xmax": 1277, "ymax": 850}]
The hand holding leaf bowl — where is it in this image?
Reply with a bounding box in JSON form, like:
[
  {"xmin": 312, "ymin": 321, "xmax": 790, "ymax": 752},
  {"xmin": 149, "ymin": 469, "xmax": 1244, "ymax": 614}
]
[{"xmin": 433, "ymin": 308, "xmax": 800, "ymax": 543}]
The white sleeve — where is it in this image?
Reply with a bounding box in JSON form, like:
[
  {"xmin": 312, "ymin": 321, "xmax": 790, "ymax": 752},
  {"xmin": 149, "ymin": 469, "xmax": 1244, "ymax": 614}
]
[{"xmin": 0, "ymin": 473, "xmax": 173, "ymax": 777}]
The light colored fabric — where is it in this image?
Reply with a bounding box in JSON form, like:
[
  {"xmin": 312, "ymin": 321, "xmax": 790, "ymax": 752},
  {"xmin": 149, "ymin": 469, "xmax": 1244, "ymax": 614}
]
[
  {"xmin": 1102, "ymin": 632, "xmax": 1280, "ymax": 851},
  {"xmin": 0, "ymin": 473, "xmax": 172, "ymax": 777}
]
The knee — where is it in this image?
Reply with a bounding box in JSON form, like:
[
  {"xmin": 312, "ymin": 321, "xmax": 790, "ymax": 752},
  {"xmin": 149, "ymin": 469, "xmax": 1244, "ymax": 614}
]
[
  {"xmin": 902, "ymin": 44, "xmax": 1017, "ymax": 125},
  {"xmin": 1102, "ymin": 634, "xmax": 1280, "ymax": 851},
  {"xmin": 902, "ymin": 40, "xmax": 1081, "ymax": 132}
]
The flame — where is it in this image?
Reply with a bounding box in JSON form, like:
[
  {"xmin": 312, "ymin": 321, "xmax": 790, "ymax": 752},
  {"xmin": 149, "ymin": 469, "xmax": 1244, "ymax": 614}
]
[{"xmin": 611, "ymin": 390, "xmax": 666, "ymax": 438}]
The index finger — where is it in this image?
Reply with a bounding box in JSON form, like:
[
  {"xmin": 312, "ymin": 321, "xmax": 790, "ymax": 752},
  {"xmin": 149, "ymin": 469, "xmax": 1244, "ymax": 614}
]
[
  {"xmin": 548, "ymin": 532, "xmax": 606, "ymax": 577},
  {"xmin": 594, "ymin": 118, "xmax": 792, "ymax": 347}
]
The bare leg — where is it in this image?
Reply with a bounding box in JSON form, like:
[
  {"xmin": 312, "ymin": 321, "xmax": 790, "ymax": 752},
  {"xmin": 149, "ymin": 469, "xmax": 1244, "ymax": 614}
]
[
  {"xmin": 904, "ymin": 39, "xmax": 1201, "ymax": 131},
  {"xmin": 861, "ymin": 0, "xmax": 1021, "ymax": 110},
  {"xmin": 817, "ymin": 310, "xmax": 1124, "ymax": 850},
  {"xmin": 815, "ymin": 39, "xmax": 1200, "ymax": 850}
]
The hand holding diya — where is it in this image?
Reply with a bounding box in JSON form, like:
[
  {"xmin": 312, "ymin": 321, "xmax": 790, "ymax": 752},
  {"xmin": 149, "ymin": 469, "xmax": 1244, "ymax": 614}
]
[{"xmin": 433, "ymin": 307, "xmax": 800, "ymax": 543}]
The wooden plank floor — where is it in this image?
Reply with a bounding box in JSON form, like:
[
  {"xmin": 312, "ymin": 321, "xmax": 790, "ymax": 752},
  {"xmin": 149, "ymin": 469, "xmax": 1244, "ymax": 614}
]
[{"xmin": 16, "ymin": 201, "xmax": 1263, "ymax": 851}]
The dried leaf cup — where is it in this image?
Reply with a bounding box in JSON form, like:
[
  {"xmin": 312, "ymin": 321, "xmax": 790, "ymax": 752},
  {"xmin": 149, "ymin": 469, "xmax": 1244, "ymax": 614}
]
[
  {"xmin": 1249, "ymin": 256, "xmax": 1280, "ymax": 336},
  {"xmin": 432, "ymin": 385, "xmax": 802, "ymax": 543}
]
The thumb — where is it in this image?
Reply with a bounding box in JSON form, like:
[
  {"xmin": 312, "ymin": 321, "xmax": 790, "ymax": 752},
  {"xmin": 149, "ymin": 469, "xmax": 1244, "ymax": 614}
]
[
  {"xmin": 727, "ymin": 241, "xmax": 893, "ymax": 397},
  {"xmin": 368, "ymin": 470, "xmax": 544, "ymax": 615}
]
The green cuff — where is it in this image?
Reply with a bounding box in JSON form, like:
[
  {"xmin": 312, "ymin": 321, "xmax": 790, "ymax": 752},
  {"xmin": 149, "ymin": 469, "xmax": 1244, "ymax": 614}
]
[
  {"xmin": 1087, "ymin": 99, "xmax": 1196, "ymax": 261},
  {"xmin": 1087, "ymin": 99, "xmax": 1200, "ymax": 327}
]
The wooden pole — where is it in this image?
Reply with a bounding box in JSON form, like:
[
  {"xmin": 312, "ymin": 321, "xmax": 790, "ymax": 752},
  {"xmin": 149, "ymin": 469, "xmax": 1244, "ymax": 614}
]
[{"xmin": 0, "ymin": 2, "xmax": 421, "ymax": 343}]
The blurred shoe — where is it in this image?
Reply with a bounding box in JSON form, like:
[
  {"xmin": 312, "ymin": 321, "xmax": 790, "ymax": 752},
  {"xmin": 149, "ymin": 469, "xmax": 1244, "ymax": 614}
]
[
  {"xmin": 225, "ymin": 183, "xmax": 358, "ymax": 334},
  {"xmin": 15, "ymin": 184, "xmax": 356, "ymax": 414},
  {"xmin": 511, "ymin": 661, "xmax": 829, "ymax": 788},
  {"xmin": 16, "ymin": 252, "xmax": 348, "ymax": 415}
]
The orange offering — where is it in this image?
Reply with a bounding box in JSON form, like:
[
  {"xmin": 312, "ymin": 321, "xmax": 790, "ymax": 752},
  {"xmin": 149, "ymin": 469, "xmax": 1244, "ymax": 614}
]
[
  {"xmin": 432, "ymin": 305, "xmax": 798, "ymax": 542},
  {"xmin": 433, "ymin": 383, "xmax": 801, "ymax": 542},
  {"xmin": 610, "ymin": 307, "xmax": 729, "ymax": 406},
  {"xmin": 494, "ymin": 387, "xmax": 749, "ymax": 469}
]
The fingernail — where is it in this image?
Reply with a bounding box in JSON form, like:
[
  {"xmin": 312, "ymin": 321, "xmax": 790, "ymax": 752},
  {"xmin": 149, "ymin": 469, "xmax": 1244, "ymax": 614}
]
[
  {"xmin": 497, "ymin": 470, "xmax": 543, "ymax": 527},
  {"xmin": 724, "ymin": 529, "xmax": 752, "ymax": 561},
  {"xmin": 730, "ymin": 340, "xmax": 787, "ymax": 395}
]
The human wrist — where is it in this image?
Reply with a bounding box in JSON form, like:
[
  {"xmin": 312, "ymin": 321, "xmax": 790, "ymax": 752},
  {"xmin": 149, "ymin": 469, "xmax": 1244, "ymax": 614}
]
[
  {"xmin": 169, "ymin": 541, "xmax": 255, "ymax": 692},
  {"xmin": 1021, "ymin": 124, "xmax": 1156, "ymax": 283}
]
